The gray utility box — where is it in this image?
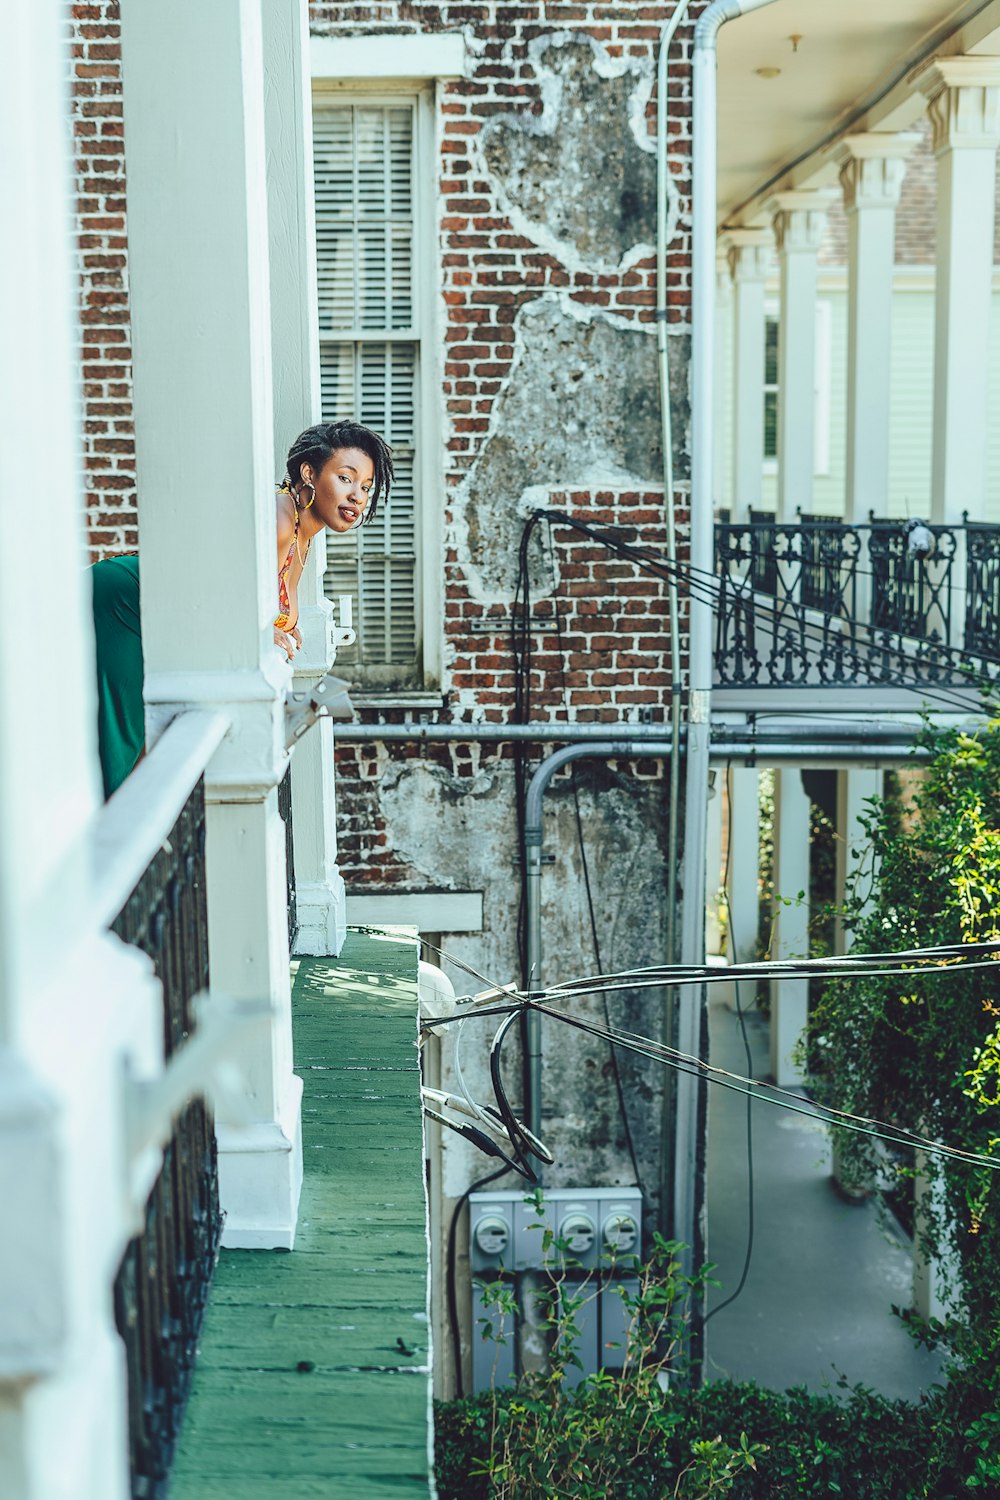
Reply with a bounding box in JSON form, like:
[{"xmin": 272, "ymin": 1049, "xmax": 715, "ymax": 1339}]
[{"xmin": 468, "ymin": 1186, "xmax": 642, "ymax": 1394}]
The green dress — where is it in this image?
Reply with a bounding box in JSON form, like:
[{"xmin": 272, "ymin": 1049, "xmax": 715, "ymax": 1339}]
[{"xmin": 91, "ymin": 554, "xmax": 144, "ymax": 799}]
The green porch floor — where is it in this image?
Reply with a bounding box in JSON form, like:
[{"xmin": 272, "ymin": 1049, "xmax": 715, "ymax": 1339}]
[{"xmin": 171, "ymin": 929, "xmax": 431, "ymax": 1499}]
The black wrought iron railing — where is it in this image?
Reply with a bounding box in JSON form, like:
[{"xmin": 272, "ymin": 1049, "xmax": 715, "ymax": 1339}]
[
  {"xmin": 278, "ymin": 765, "xmax": 298, "ymax": 952},
  {"xmin": 112, "ymin": 777, "xmax": 220, "ymax": 1500},
  {"xmin": 714, "ymin": 517, "xmax": 1000, "ymax": 690}
]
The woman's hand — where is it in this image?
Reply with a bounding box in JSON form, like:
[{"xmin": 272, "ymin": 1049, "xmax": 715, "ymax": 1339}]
[
  {"xmin": 274, "ymin": 626, "xmax": 298, "ymax": 662},
  {"xmin": 291, "ymin": 624, "xmax": 303, "ymax": 650}
]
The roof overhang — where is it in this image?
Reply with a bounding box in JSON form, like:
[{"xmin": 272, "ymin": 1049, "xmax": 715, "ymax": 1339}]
[{"xmin": 717, "ymin": 0, "xmax": 1000, "ymax": 228}]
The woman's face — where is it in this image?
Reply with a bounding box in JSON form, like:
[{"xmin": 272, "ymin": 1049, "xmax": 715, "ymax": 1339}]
[{"xmin": 302, "ymin": 447, "xmax": 375, "ymax": 532}]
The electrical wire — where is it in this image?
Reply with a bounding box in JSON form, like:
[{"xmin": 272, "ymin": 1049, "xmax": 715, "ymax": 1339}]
[
  {"xmin": 535, "ymin": 507, "xmax": 999, "ymax": 714},
  {"xmin": 446, "ymin": 1162, "xmax": 511, "ymax": 1400},
  {"xmin": 519, "ymin": 1000, "xmax": 1000, "ymax": 1174},
  {"xmin": 544, "ymin": 516, "xmax": 647, "ymax": 1201},
  {"xmin": 423, "ymin": 977, "xmax": 1000, "ymax": 1175}
]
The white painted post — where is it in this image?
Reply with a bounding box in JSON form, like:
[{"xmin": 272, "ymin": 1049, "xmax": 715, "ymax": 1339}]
[
  {"xmin": 835, "ymin": 134, "xmax": 917, "ymax": 525},
  {"xmin": 0, "ymin": 2, "xmax": 161, "ymax": 1493},
  {"xmin": 705, "ymin": 770, "xmax": 725, "ymax": 956},
  {"xmin": 714, "ymin": 252, "xmax": 732, "ymax": 512},
  {"xmin": 722, "ymin": 229, "xmax": 772, "ymax": 516},
  {"xmin": 725, "ymin": 768, "xmax": 760, "ymax": 966},
  {"xmin": 916, "ymin": 59, "xmax": 1000, "ymax": 525},
  {"xmin": 769, "ymin": 770, "xmax": 810, "ymax": 1087},
  {"xmin": 263, "ymin": 0, "xmax": 348, "ymax": 957},
  {"xmin": 767, "ymin": 192, "xmax": 832, "ymax": 523},
  {"xmin": 120, "ymin": 0, "xmax": 304, "ymax": 1249},
  {"xmin": 833, "ymin": 768, "xmax": 881, "ymax": 952}
]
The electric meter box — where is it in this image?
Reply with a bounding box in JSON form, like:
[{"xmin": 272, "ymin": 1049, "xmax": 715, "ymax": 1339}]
[
  {"xmin": 468, "ymin": 1187, "xmax": 642, "ymax": 1392},
  {"xmin": 469, "ymin": 1186, "xmax": 641, "ymax": 1272}
]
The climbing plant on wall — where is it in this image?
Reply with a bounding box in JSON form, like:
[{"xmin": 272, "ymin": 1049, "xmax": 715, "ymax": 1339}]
[{"xmin": 807, "ymin": 719, "xmax": 1000, "ymax": 1332}]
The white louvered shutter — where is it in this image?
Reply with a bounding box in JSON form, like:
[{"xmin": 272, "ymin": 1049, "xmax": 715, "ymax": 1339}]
[{"xmin": 313, "ymin": 101, "xmax": 420, "ymax": 683}]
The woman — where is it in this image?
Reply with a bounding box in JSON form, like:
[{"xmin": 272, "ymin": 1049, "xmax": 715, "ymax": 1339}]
[
  {"xmin": 273, "ymin": 420, "xmax": 392, "ymax": 661},
  {"xmin": 92, "ymin": 419, "xmax": 393, "ymax": 797}
]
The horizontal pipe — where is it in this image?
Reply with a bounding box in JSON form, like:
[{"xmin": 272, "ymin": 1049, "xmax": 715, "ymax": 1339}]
[
  {"xmin": 335, "ymin": 719, "xmax": 937, "ymax": 764},
  {"xmin": 336, "ymin": 721, "xmax": 683, "ymax": 744},
  {"xmin": 710, "ymin": 740, "xmax": 929, "ymax": 766}
]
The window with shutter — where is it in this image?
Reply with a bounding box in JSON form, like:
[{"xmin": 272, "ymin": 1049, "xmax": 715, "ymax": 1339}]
[{"xmin": 313, "ymin": 99, "xmax": 423, "ymax": 687}]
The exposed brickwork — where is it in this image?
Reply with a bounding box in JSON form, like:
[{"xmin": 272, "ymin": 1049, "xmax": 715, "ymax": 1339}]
[
  {"xmin": 69, "ymin": 0, "xmax": 696, "ymax": 895},
  {"xmin": 69, "ymin": 0, "xmax": 135, "ymax": 560},
  {"xmin": 308, "ymin": 2, "xmax": 698, "ymax": 889}
]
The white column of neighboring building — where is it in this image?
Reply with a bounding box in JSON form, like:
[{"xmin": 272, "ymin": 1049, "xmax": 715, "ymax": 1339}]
[
  {"xmin": 714, "ymin": 252, "xmax": 732, "ymax": 513},
  {"xmin": 719, "ymin": 231, "xmax": 771, "ymax": 959},
  {"xmin": 767, "ymin": 191, "xmax": 832, "ymax": 522},
  {"xmin": 120, "ymin": 0, "xmax": 304, "ymax": 1249},
  {"xmin": 762, "ymin": 197, "xmax": 829, "ymax": 1082},
  {"xmin": 916, "ymin": 58, "xmax": 1000, "ymax": 524},
  {"xmin": 722, "ymin": 228, "xmax": 772, "ymax": 517},
  {"xmin": 830, "ymin": 135, "xmax": 914, "ymax": 972},
  {"xmin": 835, "ymin": 134, "xmax": 918, "ymax": 524},
  {"xmin": 263, "ymin": 0, "xmax": 348, "ymax": 958},
  {"xmin": 0, "ymin": 2, "xmax": 162, "ymax": 1493},
  {"xmin": 769, "ymin": 769, "xmax": 811, "ymax": 1087}
]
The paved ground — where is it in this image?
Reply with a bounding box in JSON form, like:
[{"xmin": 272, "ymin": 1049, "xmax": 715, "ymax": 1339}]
[
  {"xmin": 704, "ymin": 984, "xmax": 945, "ymax": 1399},
  {"xmin": 171, "ymin": 930, "xmax": 430, "ymax": 1499}
]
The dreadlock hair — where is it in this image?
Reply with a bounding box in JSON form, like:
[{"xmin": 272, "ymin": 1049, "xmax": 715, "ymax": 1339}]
[{"xmin": 281, "ymin": 420, "xmax": 393, "ymax": 525}]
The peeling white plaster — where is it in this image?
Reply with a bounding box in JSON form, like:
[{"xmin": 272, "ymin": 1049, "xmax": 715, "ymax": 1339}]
[
  {"xmin": 446, "ymin": 290, "xmax": 669, "ymax": 611},
  {"xmin": 474, "ymin": 30, "xmax": 674, "ymax": 276}
]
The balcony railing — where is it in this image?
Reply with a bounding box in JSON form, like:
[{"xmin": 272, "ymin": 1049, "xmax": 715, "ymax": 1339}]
[
  {"xmin": 94, "ymin": 711, "xmax": 228, "ymax": 1500},
  {"xmin": 714, "ymin": 517, "xmax": 1000, "ymax": 691}
]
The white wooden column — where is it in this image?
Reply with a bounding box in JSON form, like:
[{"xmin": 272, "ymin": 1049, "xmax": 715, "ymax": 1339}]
[
  {"xmin": 916, "ymin": 58, "xmax": 1000, "ymax": 524},
  {"xmin": 722, "ymin": 229, "xmax": 772, "ymax": 516},
  {"xmin": 834, "ymin": 134, "xmax": 917, "ymax": 523},
  {"xmin": 769, "ymin": 770, "xmax": 810, "ymax": 1087},
  {"xmin": 263, "ymin": 0, "xmax": 348, "ymax": 957},
  {"xmin": 0, "ymin": 2, "xmax": 162, "ymax": 1493},
  {"xmin": 120, "ymin": 0, "xmax": 303, "ymax": 1249},
  {"xmin": 767, "ymin": 192, "xmax": 832, "ymax": 522},
  {"xmin": 725, "ymin": 768, "xmax": 760, "ymax": 966},
  {"xmin": 833, "ymin": 768, "xmax": 881, "ymax": 951},
  {"xmin": 714, "ymin": 252, "xmax": 732, "ymax": 512}
]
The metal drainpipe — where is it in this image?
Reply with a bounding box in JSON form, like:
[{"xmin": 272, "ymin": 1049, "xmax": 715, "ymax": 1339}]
[
  {"xmin": 656, "ymin": 0, "xmax": 693, "ymax": 973},
  {"xmin": 677, "ymin": 0, "xmax": 786, "ymax": 1314}
]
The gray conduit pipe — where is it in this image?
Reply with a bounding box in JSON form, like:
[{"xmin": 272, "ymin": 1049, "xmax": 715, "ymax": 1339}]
[
  {"xmin": 656, "ymin": 0, "xmax": 693, "ymax": 974},
  {"xmin": 335, "ymin": 719, "xmax": 945, "ymax": 746},
  {"xmin": 523, "ymin": 740, "xmax": 673, "ymax": 1140}
]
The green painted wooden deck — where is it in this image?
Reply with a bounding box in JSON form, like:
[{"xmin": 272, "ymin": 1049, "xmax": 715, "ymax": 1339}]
[{"xmin": 171, "ymin": 929, "xmax": 431, "ymax": 1499}]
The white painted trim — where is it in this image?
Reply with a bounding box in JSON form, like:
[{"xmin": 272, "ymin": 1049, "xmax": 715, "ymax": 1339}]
[
  {"xmin": 91, "ymin": 711, "xmax": 230, "ymax": 932},
  {"xmin": 310, "ymin": 31, "xmax": 465, "ymax": 81},
  {"xmin": 309, "ymin": 82, "xmax": 445, "ymax": 691},
  {"xmin": 347, "ymin": 891, "xmax": 484, "ymax": 932},
  {"xmin": 814, "ymin": 299, "xmax": 832, "ymax": 479},
  {"xmin": 418, "ymin": 83, "xmax": 445, "ymax": 690}
]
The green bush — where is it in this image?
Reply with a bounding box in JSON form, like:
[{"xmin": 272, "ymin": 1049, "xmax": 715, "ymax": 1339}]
[{"xmin": 435, "ymin": 1368, "xmax": 1000, "ymax": 1500}]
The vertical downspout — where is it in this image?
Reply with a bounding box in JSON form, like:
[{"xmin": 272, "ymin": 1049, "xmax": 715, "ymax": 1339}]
[{"xmin": 676, "ymin": 0, "xmax": 782, "ymax": 1310}]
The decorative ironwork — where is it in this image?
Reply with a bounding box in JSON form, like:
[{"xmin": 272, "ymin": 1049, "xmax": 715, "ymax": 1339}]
[
  {"xmin": 278, "ymin": 765, "xmax": 298, "ymax": 952},
  {"xmin": 715, "ymin": 517, "xmax": 1000, "ymax": 691},
  {"xmin": 112, "ymin": 778, "xmax": 220, "ymax": 1500},
  {"xmin": 965, "ymin": 523, "xmax": 1000, "ymax": 659}
]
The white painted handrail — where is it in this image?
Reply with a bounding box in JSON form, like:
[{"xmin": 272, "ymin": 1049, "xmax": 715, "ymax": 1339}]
[{"xmin": 90, "ymin": 709, "xmax": 230, "ymax": 932}]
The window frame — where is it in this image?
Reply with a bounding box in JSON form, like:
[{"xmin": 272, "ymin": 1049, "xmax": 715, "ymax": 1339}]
[
  {"xmin": 762, "ymin": 297, "xmax": 832, "ymax": 481},
  {"xmin": 310, "ymin": 72, "xmax": 445, "ymax": 693}
]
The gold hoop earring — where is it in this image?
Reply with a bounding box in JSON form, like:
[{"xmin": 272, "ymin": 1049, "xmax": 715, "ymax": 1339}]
[{"xmin": 300, "ymin": 481, "xmax": 316, "ymax": 510}]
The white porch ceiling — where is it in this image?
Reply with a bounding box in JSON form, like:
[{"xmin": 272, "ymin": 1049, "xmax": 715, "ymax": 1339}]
[{"xmin": 717, "ymin": 0, "xmax": 1000, "ymax": 225}]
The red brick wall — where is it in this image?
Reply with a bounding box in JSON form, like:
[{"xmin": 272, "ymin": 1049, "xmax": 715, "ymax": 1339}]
[
  {"xmin": 70, "ymin": 1, "xmax": 695, "ymax": 894},
  {"xmin": 306, "ymin": 3, "xmax": 697, "ymax": 886},
  {"xmin": 69, "ymin": 1, "xmax": 135, "ymax": 560}
]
